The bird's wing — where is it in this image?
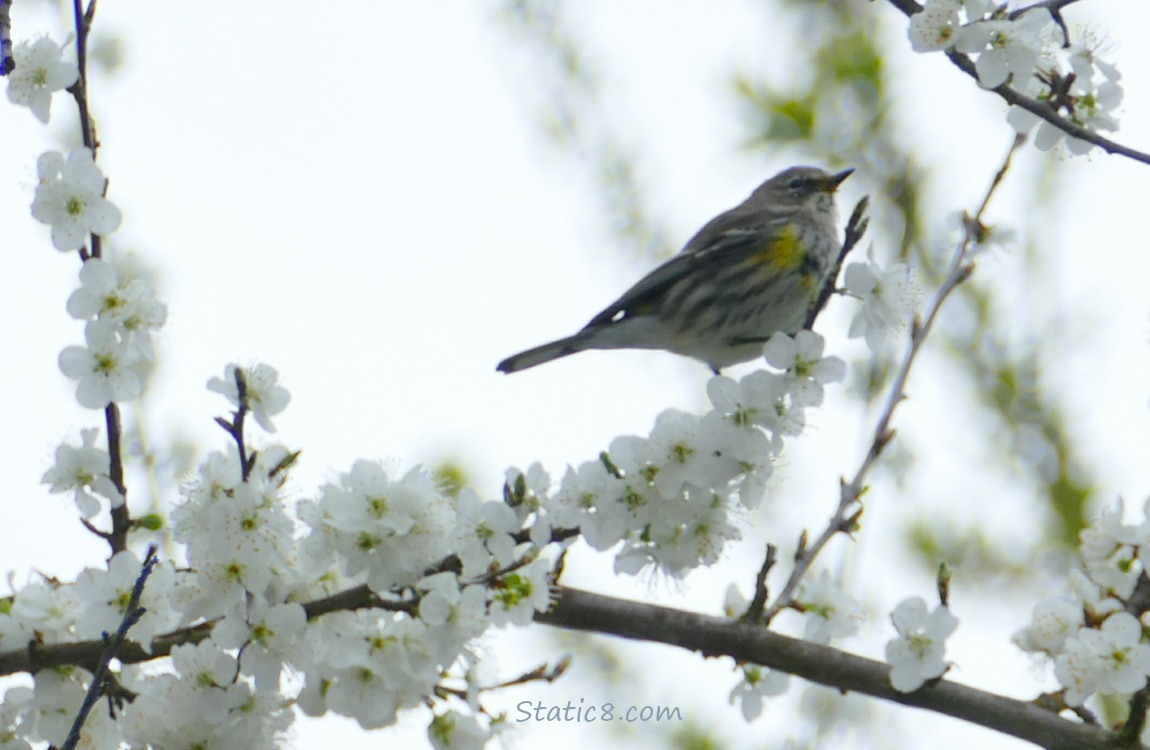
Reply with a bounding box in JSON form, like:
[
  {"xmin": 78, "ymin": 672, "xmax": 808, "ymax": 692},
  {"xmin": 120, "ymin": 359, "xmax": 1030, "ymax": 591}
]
[{"xmin": 582, "ymin": 228, "xmax": 764, "ymax": 329}]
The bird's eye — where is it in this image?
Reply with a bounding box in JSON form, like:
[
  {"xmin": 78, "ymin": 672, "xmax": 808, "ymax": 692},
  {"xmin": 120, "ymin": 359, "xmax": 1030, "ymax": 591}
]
[{"xmin": 788, "ymin": 177, "xmax": 805, "ymax": 190}]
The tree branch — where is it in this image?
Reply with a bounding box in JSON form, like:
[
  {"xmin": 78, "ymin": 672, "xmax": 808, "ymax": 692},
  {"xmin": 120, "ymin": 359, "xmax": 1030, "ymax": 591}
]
[
  {"xmin": 538, "ymin": 586, "xmax": 1142, "ymax": 750},
  {"xmin": 883, "ymin": 0, "xmax": 1150, "ymax": 166},
  {"xmin": 0, "ymin": 527, "xmax": 584, "ymax": 678}
]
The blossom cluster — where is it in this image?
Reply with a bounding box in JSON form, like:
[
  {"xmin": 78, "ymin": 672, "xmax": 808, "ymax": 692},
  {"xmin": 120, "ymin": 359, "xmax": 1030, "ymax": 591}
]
[
  {"xmin": 1014, "ymin": 500, "xmax": 1150, "ymax": 724},
  {"xmin": 57, "ymin": 255, "xmax": 166, "ymax": 409},
  {"xmin": 908, "ymin": 0, "xmax": 1123, "ymax": 155},
  {"xmin": 531, "ymin": 330, "xmax": 847, "ymax": 577},
  {"xmin": 15, "ymin": 368, "xmax": 538, "ymax": 748}
]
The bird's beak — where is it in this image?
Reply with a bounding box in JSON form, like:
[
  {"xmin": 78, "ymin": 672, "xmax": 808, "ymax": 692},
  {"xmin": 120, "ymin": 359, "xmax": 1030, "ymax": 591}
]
[{"xmin": 825, "ymin": 168, "xmax": 854, "ymax": 192}]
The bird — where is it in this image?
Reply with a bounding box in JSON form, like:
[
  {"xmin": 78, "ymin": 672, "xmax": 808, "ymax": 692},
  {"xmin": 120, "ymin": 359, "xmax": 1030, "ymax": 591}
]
[{"xmin": 497, "ymin": 165, "xmax": 853, "ymax": 375}]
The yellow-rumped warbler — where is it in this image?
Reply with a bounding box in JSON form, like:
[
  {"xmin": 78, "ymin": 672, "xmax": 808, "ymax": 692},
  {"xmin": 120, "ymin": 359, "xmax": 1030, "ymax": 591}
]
[{"xmin": 497, "ymin": 166, "xmax": 853, "ymax": 374}]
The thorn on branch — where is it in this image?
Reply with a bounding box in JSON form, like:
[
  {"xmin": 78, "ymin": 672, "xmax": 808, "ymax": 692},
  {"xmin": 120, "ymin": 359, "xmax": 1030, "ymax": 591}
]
[
  {"xmin": 266, "ymin": 449, "xmax": 302, "ymax": 480},
  {"xmin": 741, "ymin": 544, "xmax": 777, "ymax": 625},
  {"xmin": 80, "ymin": 518, "xmax": 112, "ymax": 541},
  {"xmin": 937, "ymin": 561, "xmax": 952, "ymax": 608},
  {"xmin": 840, "ymin": 507, "xmax": 864, "ymax": 535},
  {"xmin": 497, "ymin": 657, "xmax": 572, "ymax": 689},
  {"xmin": 910, "ymin": 314, "xmax": 924, "ymax": 340}
]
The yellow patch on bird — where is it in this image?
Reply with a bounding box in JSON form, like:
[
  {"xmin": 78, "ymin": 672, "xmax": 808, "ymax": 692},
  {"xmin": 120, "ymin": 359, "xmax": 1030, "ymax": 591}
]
[{"xmin": 751, "ymin": 223, "xmax": 804, "ymax": 271}]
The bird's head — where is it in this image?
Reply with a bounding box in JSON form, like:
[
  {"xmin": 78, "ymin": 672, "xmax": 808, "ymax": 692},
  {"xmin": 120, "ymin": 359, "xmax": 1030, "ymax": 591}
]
[{"xmin": 755, "ymin": 166, "xmax": 854, "ymax": 214}]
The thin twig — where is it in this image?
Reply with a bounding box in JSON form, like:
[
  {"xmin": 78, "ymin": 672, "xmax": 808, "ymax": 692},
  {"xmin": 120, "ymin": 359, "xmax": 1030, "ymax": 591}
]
[
  {"xmin": 0, "ymin": 0, "xmax": 13, "ymax": 75},
  {"xmin": 232, "ymin": 366, "xmax": 254, "ymax": 479},
  {"xmin": 213, "ymin": 367, "xmax": 256, "ymax": 480},
  {"xmin": 60, "ymin": 547, "xmax": 158, "ymax": 750},
  {"xmin": 435, "ymin": 657, "xmax": 571, "ymax": 703},
  {"xmin": 762, "ymin": 136, "xmax": 1026, "ymax": 623},
  {"xmin": 67, "ymin": 0, "xmax": 99, "ymax": 159}
]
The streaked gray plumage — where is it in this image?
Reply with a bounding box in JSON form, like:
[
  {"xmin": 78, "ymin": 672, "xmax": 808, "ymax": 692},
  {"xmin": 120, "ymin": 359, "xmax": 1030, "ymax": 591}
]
[{"xmin": 498, "ymin": 166, "xmax": 852, "ymax": 374}]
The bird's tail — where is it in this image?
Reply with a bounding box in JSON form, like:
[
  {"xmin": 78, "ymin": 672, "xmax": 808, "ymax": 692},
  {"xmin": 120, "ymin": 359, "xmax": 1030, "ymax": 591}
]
[{"xmin": 497, "ymin": 331, "xmax": 595, "ymax": 374}]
